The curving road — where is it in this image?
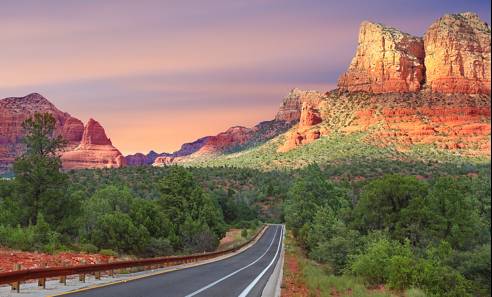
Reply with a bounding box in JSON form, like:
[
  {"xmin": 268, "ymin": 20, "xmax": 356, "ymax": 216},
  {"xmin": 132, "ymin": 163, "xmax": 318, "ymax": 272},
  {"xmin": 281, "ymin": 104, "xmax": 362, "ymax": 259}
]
[{"xmin": 58, "ymin": 224, "xmax": 284, "ymax": 297}]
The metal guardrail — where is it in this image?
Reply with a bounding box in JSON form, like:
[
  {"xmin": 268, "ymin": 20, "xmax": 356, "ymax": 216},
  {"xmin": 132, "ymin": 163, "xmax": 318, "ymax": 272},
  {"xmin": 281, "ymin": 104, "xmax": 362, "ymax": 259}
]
[{"xmin": 0, "ymin": 225, "xmax": 266, "ymax": 291}]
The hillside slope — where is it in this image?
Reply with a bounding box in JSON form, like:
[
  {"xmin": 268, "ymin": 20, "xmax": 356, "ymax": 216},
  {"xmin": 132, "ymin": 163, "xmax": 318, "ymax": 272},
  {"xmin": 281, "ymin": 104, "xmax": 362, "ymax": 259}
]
[{"xmin": 152, "ymin": 12, "xmax": 491, "ymax": 175}]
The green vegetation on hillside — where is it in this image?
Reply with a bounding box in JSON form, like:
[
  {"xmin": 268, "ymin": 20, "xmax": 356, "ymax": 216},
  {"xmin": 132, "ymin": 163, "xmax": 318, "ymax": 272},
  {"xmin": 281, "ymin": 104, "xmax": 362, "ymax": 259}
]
[
  {"xmin": 186, "ymin": 131, "xmax": 489, "ymax": 179},
  {"xmin": 284, "ymin": 164, "xmax": 491, "ymax": 296}
]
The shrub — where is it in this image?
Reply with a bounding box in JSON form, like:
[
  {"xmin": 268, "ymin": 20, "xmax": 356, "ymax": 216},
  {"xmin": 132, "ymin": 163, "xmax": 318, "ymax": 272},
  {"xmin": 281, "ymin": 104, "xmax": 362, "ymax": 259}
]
[
  {"xmin": 416, "ymin": 259, "xmax": 471, "ymax": 297},
  {"xmin": 0, "ymin": 225, "xmax": 35, "ymax": 251},
  {"xmin": 144, "ymin": 238, "xmax": 173, "ymax": 257},
  {"xmin": 79, "ymin": 243, "xmax": 99, "ymax": 254},
  {"xmin": 350, "ymin": 237, "xmax": 413, "ymax": 287},
  {"xmin": 388, "ymin": 255, "xmax": 417, "ymax": 290},
  {"xmin": 99, "ymin": 249, "xmax": 118, "ymax": 257}
]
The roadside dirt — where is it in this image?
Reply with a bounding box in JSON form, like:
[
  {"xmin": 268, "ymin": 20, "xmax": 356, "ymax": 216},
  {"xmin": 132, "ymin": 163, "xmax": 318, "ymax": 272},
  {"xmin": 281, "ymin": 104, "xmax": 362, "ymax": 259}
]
[
  {"xmin": 281, "ymin": 246, "xmax": 309, "ymax": 297},
  {"xmin": 0, "ymin": 248, "xmax": 113, "ymax": 272},
  {"xmin": 218, "ymin": 228, "xmax": 242, "ymax": 249}
]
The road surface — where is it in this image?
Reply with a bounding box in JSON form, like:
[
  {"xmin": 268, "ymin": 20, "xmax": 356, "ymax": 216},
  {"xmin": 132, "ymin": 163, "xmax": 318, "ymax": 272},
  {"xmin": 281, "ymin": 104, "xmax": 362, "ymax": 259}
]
[{"xmin": 57, "ymin": 224, "xmax": 284, "ymax": 297}]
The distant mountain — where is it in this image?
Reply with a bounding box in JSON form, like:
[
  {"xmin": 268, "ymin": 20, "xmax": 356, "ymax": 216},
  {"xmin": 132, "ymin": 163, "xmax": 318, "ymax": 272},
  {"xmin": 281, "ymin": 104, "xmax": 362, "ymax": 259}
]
[
  {"xmin": 131, "ymin": 12, "xmax": 490, "ymax": 172},
  {"xmin": 0, "ymin": 93, "xmax": 125, "ymax": 173}
]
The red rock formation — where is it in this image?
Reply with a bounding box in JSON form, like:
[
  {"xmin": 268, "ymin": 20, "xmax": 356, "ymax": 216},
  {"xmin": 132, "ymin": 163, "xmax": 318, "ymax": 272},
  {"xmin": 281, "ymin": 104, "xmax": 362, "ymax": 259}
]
[
  {"xmin": 197, "ymin": 126, "xmax": 253, "ymax": 155},
  {"xmin": 424, "ymin": 12, "xmax": 491, "ymax": 94},
  {"xmin": 337, "ymin": 92, "xmax": 491, "ymax": 156},
  {"xmin": 153, "ymin": 156, "xmax": 177, "ymax": 166},
  {"xmin": 278, "ymin": 101, "xmax": 327, "ymax": 152},
  {"xmin": 152, "ymin": 120, "xmax": 292, "ymax": 166},
  {"xmin": 338, "ymin": 21, "xmax": 425, "ymax": 93},
  {"xmin": 300, "ymin": 102, "xmax": 322, "ymax": 127},
  {"xmin": 153, "ymin": 127, "xmax": 254, "ymax": 166},
  {"xmin": 275, "ymin": 89, "xmax": 324, "ymax": 122},
  {"xmin": 0, "ymin": 93, "xmax": 84, "ymax": 173},
  {"xmin": 62, "ymin": 117, "xmax": 85, "ymax": 149},
  {"xmin": 0, "ymin": 93, "xmax": 126, "ymax": 173},
  {"xmin": 61, "ymin": 119, "xmax": 126, "ymax": 170}
]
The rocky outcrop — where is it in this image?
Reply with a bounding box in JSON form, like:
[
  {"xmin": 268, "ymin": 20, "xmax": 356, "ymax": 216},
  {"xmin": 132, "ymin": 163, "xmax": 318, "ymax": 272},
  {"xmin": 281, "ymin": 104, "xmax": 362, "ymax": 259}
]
[
  {"xmin": 424, "ymin": 12, "xmax": 491, "ymax": 94},
  {"xmin": 275, "ymin": 88, "xmax": 324, "ymax": 122},
  {"xmin": 196, "ymin": 126, "xmax": 254, "ymax": 155},
  {"xmin": 61, "ymin": 117, "xmax": 85, "ymax": 148},
  {"xmin": 278, "ymin": 101, "xmax": 328, "ymax": 152},
  {"xmin": 338, "ymin": 22, "xmax": 425, "ymax": 93},
  {"xmin": 0, "ymin": 93, "xmax": 126, "ymax": 173},
  {"xmin": 0, "ymin": 93, "xmax": 85, "ymax": 173},
  {"xmin": 338, "ymin": 92, "xmax": 491, "ymax": 155},
  {"xmin": 61, "ymin": 119, "xmax": 126, "ymax": 170},
  {"xmin": 300, "ymin": 102, "xmax": 322, "ymax": 127}
]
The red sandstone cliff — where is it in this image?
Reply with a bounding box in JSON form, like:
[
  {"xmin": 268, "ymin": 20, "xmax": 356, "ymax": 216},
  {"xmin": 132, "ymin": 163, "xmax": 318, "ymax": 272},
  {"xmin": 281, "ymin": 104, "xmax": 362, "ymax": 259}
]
[
  {"xmin": 338, "ymin": 22, "xmax": 425, "ymax": 93},
  {"xmin": 424, "ymin": 12, "xmax": 491, "ymax": 94},
  {"xmin": 279, "ymin": 12, "xmax": 491, "ymax": 153},
  {"xmin": 0, "ymin": 93, "xmax": 125, "ymax": 173},
  {"xmin": 61, "ymin": 119, "xmax": 126, "ymax": 170},
  {"xmin": 0, "ymin": 93, "xmax": 84, "ymax": 173},
  {"xmin": 338, "ymin": 12, "xmax": 491, "ymax": 95}
]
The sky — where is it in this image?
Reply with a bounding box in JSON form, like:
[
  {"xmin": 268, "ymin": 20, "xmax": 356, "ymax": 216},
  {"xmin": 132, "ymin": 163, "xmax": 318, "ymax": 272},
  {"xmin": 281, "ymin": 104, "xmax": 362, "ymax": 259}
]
[{"xmin": 1, "ymin": 0, "xmax": 490, "ymax": 154}]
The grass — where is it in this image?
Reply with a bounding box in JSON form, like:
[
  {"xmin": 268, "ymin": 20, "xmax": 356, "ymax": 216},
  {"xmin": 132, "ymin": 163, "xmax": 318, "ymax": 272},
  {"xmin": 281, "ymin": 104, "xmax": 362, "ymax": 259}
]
[{"xmin": 284, "ymin": 231, "xmax": 428, "ymax": 297}]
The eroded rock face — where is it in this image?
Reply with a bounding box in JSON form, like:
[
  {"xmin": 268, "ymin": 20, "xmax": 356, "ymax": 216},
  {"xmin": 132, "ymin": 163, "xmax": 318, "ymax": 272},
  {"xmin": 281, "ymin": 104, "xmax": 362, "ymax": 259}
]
[
  {"xmin": 275, "ymin": 89, "xmax": 324, "ymax": 122},
  {"xmin": 62, "ymin": 117, "xmax": 85, "ymax": 148},
  {"xmin": 424, "ymin": 12, "xmax": 491, "ymax": 94},
  {"xmin": 300, "ymin": 102, "xmax": 322, "ymax": 127},
  {"xmin": 278, "ymin": 101, "xmax": 327, "ymax": 152},
  {"xmin": 61, "ymin": 119, "xmax": 126, "ymax": 170},
  {"xmin": 338, "ymin": 21, "xmax": 425, "ymax": 93},
  {"xmin": 0, "ymin": 93, "xmax": 84, "ymax": 173}
]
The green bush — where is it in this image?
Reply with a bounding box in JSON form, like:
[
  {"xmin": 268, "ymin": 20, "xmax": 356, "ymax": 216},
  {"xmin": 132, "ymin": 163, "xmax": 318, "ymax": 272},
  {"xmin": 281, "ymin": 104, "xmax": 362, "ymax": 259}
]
[
  {"xmin": 350, "ymin": 237, "xmax": 413, "ymax": 286},
  {"xmin": 0, "ymin": 225, "xmax": 35, "ymax": 251},
  {"xmin": 416, "ymin": 258, "xmax": 471, "ymax": 297},
  {"xmin": 99, "ymin": 249, "xmax": 118, "ymax": 257},
  {"xmin": 388, "ymin": 255, "xmax": 417, "ymax": 290},
  {"xmin": 144, "ymin": 238, "xmax": 173, "ymax": 257},
  {"xmin": 79, "ymin": 243, "xmax": 99, "ymax": 254}
]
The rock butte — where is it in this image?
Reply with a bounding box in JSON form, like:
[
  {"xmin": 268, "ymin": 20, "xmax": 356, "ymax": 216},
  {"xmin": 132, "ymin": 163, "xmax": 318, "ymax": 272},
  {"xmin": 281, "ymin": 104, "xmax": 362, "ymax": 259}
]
[
  {"xmin": 424, "ymin": 12, "xmax": 491, "ymax": 94},
  {"xmin": 0, "ymin": 93, "xmax": 125, "ymax": 173},
  {"xmin": 339, "ymin": 12, "xmax": 491, "ymax": 94},
  {"xmin": 279, "ymin": 12, "xmax": 491, "ymax": 152},
  {"xmin": 61, "ymin": 119, "xmax": 126, "ymax": 170}
]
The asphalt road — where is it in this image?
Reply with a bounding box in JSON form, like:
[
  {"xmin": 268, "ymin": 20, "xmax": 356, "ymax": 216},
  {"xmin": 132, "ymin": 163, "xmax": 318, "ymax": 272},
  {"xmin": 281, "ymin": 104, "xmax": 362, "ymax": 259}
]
[{"xmin": 61, "ymin": 224, "xmax": 284, "ymax": 297}]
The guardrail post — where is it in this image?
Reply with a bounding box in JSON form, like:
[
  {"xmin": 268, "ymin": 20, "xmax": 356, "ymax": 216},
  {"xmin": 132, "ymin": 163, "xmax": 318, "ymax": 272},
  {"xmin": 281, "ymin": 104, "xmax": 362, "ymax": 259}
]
[
  {"xmin": 79, "ymin": 260, "xmax": 86, "ymax": 282},
  {"xmin": 38, "ymin": 262, "xmax": 46, "ymax": 288},
  {"xmin": 60, "ymin": 263, "xmax": 67, "ymax": 285},
  {"xmin": 94, "ymin": 260, "xmax": 101, "ymax": 280},
  {"xmin": 10, "ymin": 263, "xmax": 21, "ymax": 292},
  {"xmin": 108, "ymin": 258, "xmax": 114, "ymax": 277}
]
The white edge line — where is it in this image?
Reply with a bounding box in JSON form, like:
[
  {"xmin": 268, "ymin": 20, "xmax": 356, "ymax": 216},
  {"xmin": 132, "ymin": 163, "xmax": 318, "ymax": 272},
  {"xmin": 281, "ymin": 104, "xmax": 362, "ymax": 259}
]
[
  {"xmin": 184, "ymin": 226, "xmax": 280, "ymax": 297},
  {"xmin": 238, "ymin": 225, "xmax": 284, "ymax": 297}
]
